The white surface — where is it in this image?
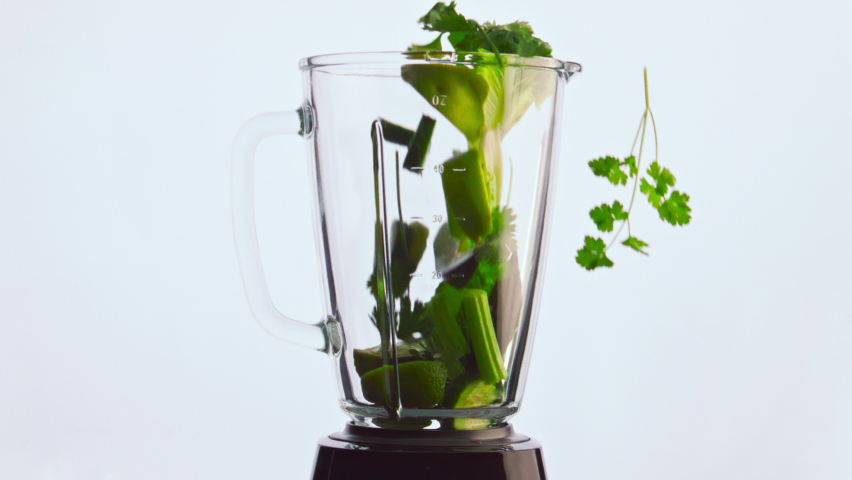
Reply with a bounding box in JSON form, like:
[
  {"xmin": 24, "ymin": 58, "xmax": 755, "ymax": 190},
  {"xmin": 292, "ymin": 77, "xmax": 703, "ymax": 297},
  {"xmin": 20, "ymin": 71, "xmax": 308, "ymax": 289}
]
[{"xmin": 1, "ymin": 1, "xmax": 851, "ymax": 479}]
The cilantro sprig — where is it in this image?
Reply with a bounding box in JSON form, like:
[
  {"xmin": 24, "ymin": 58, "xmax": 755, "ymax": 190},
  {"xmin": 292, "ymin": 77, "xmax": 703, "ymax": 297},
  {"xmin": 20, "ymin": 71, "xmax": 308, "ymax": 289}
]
[
  {"xmin": 410, "ymin": 2, "xmax": 552, "ymax": 59},
  {"xmin": 576, "ymin": 69, "xmax": 692, "ymax": 270}
]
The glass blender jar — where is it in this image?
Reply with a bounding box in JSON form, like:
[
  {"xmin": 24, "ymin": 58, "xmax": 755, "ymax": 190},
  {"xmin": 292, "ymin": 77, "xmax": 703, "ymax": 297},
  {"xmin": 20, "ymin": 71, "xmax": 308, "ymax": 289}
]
[{"xmin": 232, "ymin": 51, "xmax": 581, "ymax": 479}]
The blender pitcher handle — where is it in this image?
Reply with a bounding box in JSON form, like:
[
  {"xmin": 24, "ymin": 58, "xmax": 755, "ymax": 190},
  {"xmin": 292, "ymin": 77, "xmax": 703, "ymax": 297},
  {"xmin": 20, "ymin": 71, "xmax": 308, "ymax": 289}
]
[{"xmin": 231, "ymin": 109, "xmax": 328, "ymax": 352}]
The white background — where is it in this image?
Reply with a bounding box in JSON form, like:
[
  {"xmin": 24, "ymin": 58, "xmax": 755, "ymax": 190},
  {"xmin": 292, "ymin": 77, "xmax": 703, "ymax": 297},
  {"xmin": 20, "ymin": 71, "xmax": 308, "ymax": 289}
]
[{"xmin": 2, "ymin": 1, "xmax": 851, "ymax": 479}]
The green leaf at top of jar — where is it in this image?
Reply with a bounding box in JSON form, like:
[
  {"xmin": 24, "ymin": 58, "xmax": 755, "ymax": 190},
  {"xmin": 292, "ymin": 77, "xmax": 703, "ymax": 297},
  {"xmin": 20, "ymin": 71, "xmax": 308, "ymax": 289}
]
[{"xmin": 413, "ymin": 2, "xmax": 552, "ymax": 58}]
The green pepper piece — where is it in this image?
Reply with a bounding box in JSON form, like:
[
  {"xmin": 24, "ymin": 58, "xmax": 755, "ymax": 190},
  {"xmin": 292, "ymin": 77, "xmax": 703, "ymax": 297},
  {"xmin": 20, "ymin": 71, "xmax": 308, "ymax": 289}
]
[{"xmin": 425, "ymin": 283, "xmax": 470, "ymax": 379}]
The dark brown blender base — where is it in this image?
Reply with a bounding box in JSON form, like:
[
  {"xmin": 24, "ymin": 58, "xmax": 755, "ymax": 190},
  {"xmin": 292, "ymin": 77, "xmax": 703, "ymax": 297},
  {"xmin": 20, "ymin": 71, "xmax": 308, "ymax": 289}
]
[{"xmin": 310, "ymin": 423, "xmax": 547, "ymax": 480}]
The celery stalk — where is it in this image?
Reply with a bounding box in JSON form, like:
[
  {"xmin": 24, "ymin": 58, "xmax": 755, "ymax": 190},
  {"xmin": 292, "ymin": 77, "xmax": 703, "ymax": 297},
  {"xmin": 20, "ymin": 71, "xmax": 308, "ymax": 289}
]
[
  {"xmin": 461, "ymin": 289, "xmax": 506, "ymax": 385},
  {"xmin": 425, "ymin": 283, "xmax": 470, "ymax": 379},
  {"xmin": 440, "ymin": 149, "xmax": 493, "ymax": 244},
  {"xmin": 403, "ymin": 115, "xmax": 436, "ymax": 173}
]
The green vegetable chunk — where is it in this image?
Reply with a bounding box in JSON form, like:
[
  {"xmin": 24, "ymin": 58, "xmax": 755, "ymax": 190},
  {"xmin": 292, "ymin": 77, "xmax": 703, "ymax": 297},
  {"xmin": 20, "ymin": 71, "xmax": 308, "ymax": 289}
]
[
  {"xmin": 401, "ymin": 63, "xmax": 488, "ymax": 141},
  {"xmin": 353, "ymin": 342, "xmax": 431, "ymax": 378},
  {"xmin": 450, "ymin": 379, "xmax": 503, "ymax": 429},
  {"xmin": 460, "ymin": 289, "xmax": 506, "ymax": 385},
  {"xmin": 361, "ymin": 361, "xmax": 448, "ymax": 408},
  {"xmin": 441, "ymin": 149, "xmax": 493, "ymax": 244},
  {"xmin": 380, "ymin": 118, "xmax": 415, "ymax": 146},
  {"xmin": 425, "ymin": 283, "xmax": 470, "ymax": 379},
  {"xmin": 403, "ymin": 115, "xmax": 437, "ymax": 173},
  {"xmin": 390, "ymin": 221, "xmax": 429, "ymax": 297}
]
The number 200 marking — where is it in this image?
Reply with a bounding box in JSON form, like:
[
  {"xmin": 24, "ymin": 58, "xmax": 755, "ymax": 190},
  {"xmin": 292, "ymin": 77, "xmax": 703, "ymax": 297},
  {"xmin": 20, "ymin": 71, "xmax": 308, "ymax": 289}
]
[{"xmin": 431, "ymin": 95, "xmax": 448, "ymax": 106}]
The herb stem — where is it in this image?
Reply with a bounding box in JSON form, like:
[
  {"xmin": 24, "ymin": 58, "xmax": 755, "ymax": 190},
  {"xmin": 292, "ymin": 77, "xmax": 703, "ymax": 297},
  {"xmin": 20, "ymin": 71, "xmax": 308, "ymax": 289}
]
[
  {"xmin": 395, "ymin": 151, "xmax": 407, "ymax": 247},
  {"xmin": 478, "ymin": 24, "xmax": 504, "ymax": 68},
  {"xmin": 607, "ymin": 68, "xmax": 653, "ymax": 253}
]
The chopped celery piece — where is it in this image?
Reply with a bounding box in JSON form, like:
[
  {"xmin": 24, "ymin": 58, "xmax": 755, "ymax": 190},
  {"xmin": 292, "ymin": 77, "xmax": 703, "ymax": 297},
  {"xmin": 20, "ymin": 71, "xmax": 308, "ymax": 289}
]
[
  {"xmin": 401, "ymin": 64, "xmax": 488, "ymax": 141},
  {"xmin": 441, "ymin": 149, "xmax": 493, "ymax": 244},
  {"xmin": 425, "ymin": 283, "xmax": 470, "ymax": 379},
  {"xmin": 461, "ymin": 289, "xmax": 506, "ymax": 385},
  {"xmin": 390, "ymin": 221, "xmax": 429, "ymax": 297},
  {"xmin": 403, "ymin": 115, "xmax": 436, "ymax": 173},
  {"xmin": 380, "ymin": 118, "xmax": 415, "ymax": 145}
]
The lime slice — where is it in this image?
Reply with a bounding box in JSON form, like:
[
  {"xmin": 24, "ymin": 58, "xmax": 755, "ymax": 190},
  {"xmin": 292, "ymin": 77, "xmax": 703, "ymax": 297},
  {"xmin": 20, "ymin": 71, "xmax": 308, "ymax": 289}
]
[
  {"xmin": 353, "ymin": 342, "xmax": 430, "ymax": 378},
  {"xmin": 361, "ymin": 361, "xmax": 448, "ymax": 408},
  {"xmin": 451, "ymin": 379, "xmax": 502, "ymax": 430},
  {"xmin": 453, "ymin": 380, "xmax": 500, "ymax": 408}
]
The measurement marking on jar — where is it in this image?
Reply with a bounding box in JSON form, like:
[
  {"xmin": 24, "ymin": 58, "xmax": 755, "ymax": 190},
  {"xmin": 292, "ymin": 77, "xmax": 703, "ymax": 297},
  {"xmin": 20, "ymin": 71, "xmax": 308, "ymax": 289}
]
[
  {"xmin": 455, "ymin": 217, "xmax": 466, "ymax": 221},
  {"xmin": 431, "ymin": 94, "xmax": 448, "ymax": 106},
  {"xmin": 410, "ymin": 166, "xmax": 424, "ymax": 171},
  {"xmin": 409, "ymin": 273, "xmax": 423, "ymax": 278},
  {"xmin": 450, "ymin": 274, "xmax": 465, "ymax": 278},
  {"xmin": 410, "ymin": 216, "xmax": 423, "ymax": 220},
  {"xmin": 452, "ymin": 168, "xmax": 466, "ymax": 172}
]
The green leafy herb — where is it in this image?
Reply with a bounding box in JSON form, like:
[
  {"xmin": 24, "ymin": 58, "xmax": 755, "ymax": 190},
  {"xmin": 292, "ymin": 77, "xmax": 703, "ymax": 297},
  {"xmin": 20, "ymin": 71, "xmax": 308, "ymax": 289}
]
[
  {"xmin": 411, "ymin": 1, "xmax": 552, "ymax": 58},
  {"xmin": 588, "ymin": 155, "xmax": 630, "ymax": 186},
  {"xmin": 576, "ymin": 236, "xmax": 613, "ymax": 271},
  {"xmin": 658, "ymin": 190, "xmax": 692, "ymax": 226},
  {"xmin": 589, "ymin": 201, "xmax": 628, "ymax": 232},
  {"xmin": 621, "ymin": 236, "xmax": 649, "ymax": 255},
  {"xmin": 575, "ymin": 69, "xmax": 692, "ymax": 270}
]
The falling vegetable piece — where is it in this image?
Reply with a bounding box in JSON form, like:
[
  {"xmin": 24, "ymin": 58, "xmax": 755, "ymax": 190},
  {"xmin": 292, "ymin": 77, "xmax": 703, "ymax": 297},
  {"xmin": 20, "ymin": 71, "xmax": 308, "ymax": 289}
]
[
  {"xmin": 380, "ymin": 118, "xmax": 416, "ymax": 146},
  {"xmin": 403, "ymin": 115, "xmax": 437, "ymax": 173}
]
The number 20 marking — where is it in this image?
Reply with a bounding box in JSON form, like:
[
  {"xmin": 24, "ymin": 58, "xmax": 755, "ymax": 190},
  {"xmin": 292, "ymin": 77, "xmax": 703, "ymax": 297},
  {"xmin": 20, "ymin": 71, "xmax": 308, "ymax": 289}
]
[{"xmin": 431, "ymin": 95, "xmax": 448, "ymax": 106}]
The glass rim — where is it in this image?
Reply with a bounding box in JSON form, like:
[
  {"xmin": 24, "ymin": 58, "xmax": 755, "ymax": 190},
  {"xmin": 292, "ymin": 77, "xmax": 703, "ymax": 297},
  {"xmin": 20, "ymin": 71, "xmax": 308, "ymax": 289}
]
[{"xmin": 299, "ymin": 51, "xmax": 582, "ymax": 76}]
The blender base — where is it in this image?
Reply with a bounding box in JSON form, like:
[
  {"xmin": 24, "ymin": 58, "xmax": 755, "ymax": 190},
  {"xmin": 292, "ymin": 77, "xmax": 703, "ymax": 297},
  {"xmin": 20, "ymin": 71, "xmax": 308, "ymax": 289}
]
[{"xmin": 310, "ymin": 423, "xmax": 547, "ymax": 480}]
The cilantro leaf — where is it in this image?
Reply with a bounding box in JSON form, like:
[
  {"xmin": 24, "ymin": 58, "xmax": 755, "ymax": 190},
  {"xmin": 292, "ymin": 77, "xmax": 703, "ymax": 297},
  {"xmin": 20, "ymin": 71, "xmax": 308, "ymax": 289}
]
[
  {"xmin": 622, "ymin": 236, "xmax": 649, "ymax": 255},
  {"xmin": 480, "ymin": 22, "xmax": 552, "ymax": 57},
  {"xmin": 589, "ymin": 201, "xmax": 628, "ymax": 232},
  {"xmin": 419, "ymin": 2, "xmax": 478, "ymax": 33},
  {"xmin": 575, "ymin": 236, "xmax": 614, "ymax": 270},
  {"xmin": 646, "ymin": 161, "xmax": 676, "ymax": 197},
  {"xmin": 409, "ymin": 33, "xmax": 444, "ymax": 52},
  {"xmin": 640, "ymin": 177, "xmax": 663, "ymax": 207},
  {"xmin": 417, "ymin": 2, "xmax": 552, "ymax": 58},
  {"xmin": 624, "ymin": 155, "xmax": 638, "ymax": 176},
  {"xmin": 658, "ymin": 190, "xmax": 692, "ymax": 225},
  {"xmin": 588, "ymin": 156, "xmax": 628, "ymax": 185}
]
